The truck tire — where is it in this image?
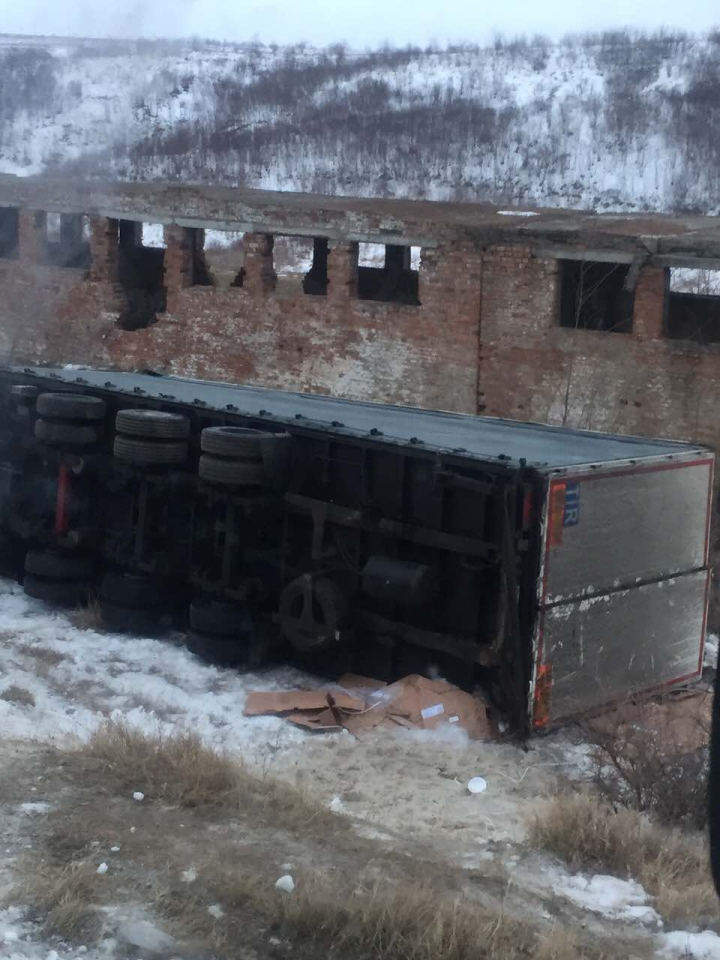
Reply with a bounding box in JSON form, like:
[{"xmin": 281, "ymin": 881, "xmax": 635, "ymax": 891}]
[
  {"xmin": 25, "ymin": 550, "xmax": 93, "ymax": 581},
  {"xmin": 198, "ymin": 454, "xmax": 264, "ymax": 487},
  {"xmin": 200, "ymin": 426, "xmax": 268, "ymax": 458},
  {"xmin": 116, "ymin": 409, "xmax": 190, "ymax": 440},
  {"xmin": 186, "ymin": 630, "xmax": 249, "ymax": 667},
  {"xmin": 278, "ymin": 576, "xmax": 348, "ymax": 653},
  {"xmin": 35, "ymin": 419, "xmax": 102, "ymax": 446},
  {"xmin": 100, "ymin": 573, "xmax": 164, "ymax": 610},
  {"xmin": 101, "ymin": 600, "xmax": 160, "ymax": 635},
  {"xmin": 24, "ymin": 574, "xmax": 88, "ymax": 606},
  {"xmin": 189, "ymin": 599, "xmax": 252, "ymax": 637},
  {"xmin": 37, "ymin": 393, "xmax": 106, "ymax": 421},
  {"xmin": 114, "ymin": 436, "xmax": 188, "ymax": 465}
]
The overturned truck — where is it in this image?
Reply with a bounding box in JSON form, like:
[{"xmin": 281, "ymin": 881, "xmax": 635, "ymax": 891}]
[{"xmin": 0, "ymin": 365, "xmax": 713, "ymax": 734}]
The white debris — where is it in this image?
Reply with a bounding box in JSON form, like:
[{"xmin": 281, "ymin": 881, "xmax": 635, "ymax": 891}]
[
  {"xmin": 275, "ymin": 875, "xmax": 295, "ymax": 894},
  {"xmin": 329, "ymin": 796, "xmax": 345, "ymax": 813},
  {"xmin": 498, "ymin": 210, "xmax": 538, "ymax": 217},
  {"xmin": 660, "ymin": 930, "xmax": 720, "ymax": 958},
  {"xmin": 281, "ymin": 863, "xmax": 293, "ymax": 871},
  {"xmin": 467, "ymin": 777, "xmax": 488, "ymax": 794},
  {"xmin": 130, "ymin": 827, "xmax": 136, "ymax": 833},
  {"xmin": 207, "ymin": 904, "xmax": 224, "ymax": 919},
  {"xmin": 110, "ymin": 846, "xmax": 120, "ymax": 853},
  {"xmin": 117, "ymin": 919, "xmax": 176, "ymax": 954},
  {"xmin": 1, "ymin": 927, "xmax": 20, "ymax": 942},
  {"xmin": 181, "ymin": 866, "xmax": 198, "ymax": 883},
  {"xmin": 20, "ymin": 802, "xmax": 51, "ymax": 814},
  {"xmin": 132, "ymin": 792, "xmax": 145, "ymax": 802},
  {"xmin": 96, "ymin": 863, "xmax": 108, "ymax": 875},
  {"xmin": 552, "ymin": 873, "xmax": 661, "ymax": 925},
  {"xmin": 47, "ymin": 952, "xmax": 59, "ymax": 960}
]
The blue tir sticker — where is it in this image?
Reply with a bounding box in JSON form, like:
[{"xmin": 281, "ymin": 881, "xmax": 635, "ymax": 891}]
[{"xmin": 563, "ymin": 482, "xmax": 581, "ymax": 527}]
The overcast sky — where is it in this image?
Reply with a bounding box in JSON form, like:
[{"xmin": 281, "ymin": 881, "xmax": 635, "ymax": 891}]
[{"xmin": 1, "ymin": 0, "xmax": 717, "ymax": 48}]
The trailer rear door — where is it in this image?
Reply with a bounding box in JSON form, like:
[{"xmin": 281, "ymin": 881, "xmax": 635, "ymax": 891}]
[{"xmin": 532, "ymin": 457, "xmax": 713, "ymax": 729}]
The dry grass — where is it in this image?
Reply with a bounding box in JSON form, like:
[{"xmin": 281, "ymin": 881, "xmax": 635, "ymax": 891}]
[
  {"xmin": 19, "ymin": 859, "xmax": 100, "ymax": 939},
  {"xmin": 66, "ymin": 595, "xmax": 104, "ymax": 632},
  {"xmin": 159, "ymin": 864, "xmax": 614, "ymax": 960},
  {"xmin": 77, "ymin": 720, "xmax": 338, "ymax": 833},
  {"xmin": 529, "ymin": 792, "xmax": 718, "ymax": 930},
  {"xmin": 0, "ymin": 684, "xmax": 36, "ymax": 707},
  {"xmin": 15, "ymin": 644, "xmax": 69, "ymax": 667}
]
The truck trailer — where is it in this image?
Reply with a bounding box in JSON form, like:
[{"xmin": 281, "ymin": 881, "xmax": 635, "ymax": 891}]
[{"xmin": 0, "ymin": 365, "xmax": 713, "ymax": 735}]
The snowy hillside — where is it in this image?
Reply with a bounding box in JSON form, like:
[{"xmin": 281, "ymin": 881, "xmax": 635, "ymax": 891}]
[{"xmin": 1, "ymin": 31, "xmax": 719, "ymax": 212}]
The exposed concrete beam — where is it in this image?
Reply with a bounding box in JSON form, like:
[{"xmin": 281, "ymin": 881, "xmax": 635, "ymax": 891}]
[
  {"xmin": 532, "ymin": 245, "xmax": 638, "ymax": 264},
  {"xmin": 651, "ymin": 255, "xmax": 720, "ymax": 270}
]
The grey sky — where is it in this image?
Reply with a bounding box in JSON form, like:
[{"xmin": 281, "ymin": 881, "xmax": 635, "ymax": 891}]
[{"xmin": 1, "ymin": 0, "xmax": 717, "ymax": 48}]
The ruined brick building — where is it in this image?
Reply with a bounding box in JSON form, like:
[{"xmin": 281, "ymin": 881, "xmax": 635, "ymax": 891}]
[{"xmin": 1, "ymin": 175, "xmax": 719, "ymax": 609}]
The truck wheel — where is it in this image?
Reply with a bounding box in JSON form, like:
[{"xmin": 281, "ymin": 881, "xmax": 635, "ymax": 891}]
[
  {"xmin": 100, "ymin": 572, "xmax": 165, "ymax": 610},
  {"xmin": 37, "ymin": 393, "xmax": 106, "ymax": 421},
  {"xmin": 278, "ymin": 576, "xmax": 348, "ymax": 653},
  {"xmin": 200, "ymin": 426, "xmax": 267, "ymax": 458},
  {"xmin": 198, "ymin": 454, "xmax": 264, "ymax": 487},
  {"xmin": 189, "ymin": 599, "xmax": 252, "ymax": 637},
  {"xmin": 116, "ymin": 409, "xmax": 190, "ymax": 440},
  {"xmin": 101, "ymin": 599, "xmax": 160, "ymax": 635},
  {"xmin": 24, "ymin": 574, "xmax": 88, "ymax": 606},
  {"xmin": 186, "ymin": 630, "xmax": 249, "ymax": 667},
  {"xmin": 114, "ymin": 436, "xmax": 188, "ymax": 465},
  {"xmin": 34, "ymin": 420, "xmax": 103, "ymax": 446},
  {"xmin": 25, "ymin": 550, "xmax": 93, "ymax": 581}
]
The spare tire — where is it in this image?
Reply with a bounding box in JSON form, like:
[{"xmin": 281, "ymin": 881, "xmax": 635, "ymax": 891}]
[
  {"xmin": 200, "ymin": 426, "xmax": 268, "ymax": 458},
  {"xmin": 114, "ymin": 436, "xmax": 188, "ymax": 465},
  {"xmin": 35, "ymin": 420, "xmax": 102, "ymax": 446},
  {"xmin": 278, "ymin": 575, "xmax": 348, "ymax": 653},
  {"xmin": 25, "ymin": 550, "xmax": 93, "ymax": 581},
  {"xmin": 37, "ymin": 393, "xmax": 106, "ymax": 421},
  {"xmin": 198, "ymin": 454, "xmax": 264, "ymax": 487},
  {"xmin": 116, "ymin": 408, "xmax": 190, "ymax": 440}
]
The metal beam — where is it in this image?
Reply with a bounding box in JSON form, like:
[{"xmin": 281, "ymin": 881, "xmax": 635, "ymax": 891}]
[{"xmin": 533, "ymin": 245, "xmax": 637, "ymax": 264}]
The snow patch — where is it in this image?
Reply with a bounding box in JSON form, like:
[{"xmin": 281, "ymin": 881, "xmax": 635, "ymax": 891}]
[
  {"xmin": 551, "ymin": 872, "xmax": 661, "ymax": 926},
  {"xmin": 660, "ymin": 930, "xmax": 720, "ymax": 959}
]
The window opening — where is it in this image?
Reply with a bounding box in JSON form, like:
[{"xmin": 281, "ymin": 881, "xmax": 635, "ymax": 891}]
[
  {"xmin": 357, "ymin": 242, "xmax": 421, "ymax": 305},
  {"xmin": 117, "ymin": 219, "xmax": 167, "ymax": 331},
  {"xmin": 666, "ymin": 268, "xmax": 720, "ymax": 344},
  {"xmin": 0, "ymin": 207, "xmax": 19, "ymax": 260},
  {"xmin": 44, "ymin": 213, "xmax": 90, "ymax": 269},
  {"xmin": 559, "ymin": 260, "xmax": 633, "ymax": 333}
]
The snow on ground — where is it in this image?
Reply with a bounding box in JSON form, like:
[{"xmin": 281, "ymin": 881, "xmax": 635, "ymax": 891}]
[
  {"xmin": 0, "ymin": 578, "xmax": 314, "ymax": 761},
  {"xmin": 0, "ymin": 906, "xmax": 98, "ymax": 960},
  {"xmin": 705, "ymin": 633, "xmax": 719, "ymax": 670},
  {"xmin": 660, "ymin": 930, "xmax": 720, "ymax": 959},
  {"xmin": 550, "ymin": 871, "xmax": 661, "ymax": 927}
]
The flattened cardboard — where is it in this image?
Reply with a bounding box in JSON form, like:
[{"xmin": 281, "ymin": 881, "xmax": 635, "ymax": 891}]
[
  {"xmin": 244, "ymin": 674, "xmax": 491, "ymax": 741},
  {"xmin": 244, "ymin": 690, "xmax": 364, "ymax": 716}
]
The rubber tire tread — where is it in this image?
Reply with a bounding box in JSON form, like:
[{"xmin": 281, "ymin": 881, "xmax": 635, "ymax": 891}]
[
  {"xmin": 37, "ymin": 393, "xmax": 106, "ymax": 421},
  {"xmin": 189, "ymin": 600, "xmax": 252, "ymax": 637},
  {"xmin": 24, "ymin": 574, "xmax": 88, "ymax": 607},
  {"xmin": 101, "ymin": 600, "xmax": 160, "ymax": 635},
  {"xmin": 116, "ymin": 408, "xmax": 190, "ymax": 440},
  {"xmin": 198, "ymin": 454, "xmax": 264, "ymax": 487},
  {"xmin": 114, "ymin": 436, "xmax": 188, "ymax": 465},
  {"xmin": 35, "ymin": 419, "xmax": 102, "ymax": 446},
  {"xmin": 100, "ymin": 573, "xmax": 164, "ymax": 610},
  {"xmin": 200, "ymin": 426, "xmax": 270, "ymax": 458},
  {"xmin": 186, "ymin": 630, "xmax": 248, "ymax": 667},
  {"xmin": 25, "ymin": 550, "xmax": 93, "ymax": 580}
]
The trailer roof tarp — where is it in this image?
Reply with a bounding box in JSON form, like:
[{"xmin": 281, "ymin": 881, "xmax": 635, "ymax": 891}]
[{"xmin": 13, "ymin": 366, "xmax": 705, "ymax": 470}]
